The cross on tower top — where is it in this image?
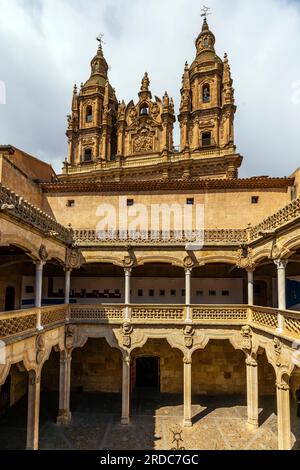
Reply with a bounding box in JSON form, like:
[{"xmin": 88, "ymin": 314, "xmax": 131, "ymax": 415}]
[
  {"xmin": 201, "ymin": 5, "xmax": 211, "ymax": 19},
  {"xmin": 96, "ymin": 33, "xmax": 106, "ymax": 48}
]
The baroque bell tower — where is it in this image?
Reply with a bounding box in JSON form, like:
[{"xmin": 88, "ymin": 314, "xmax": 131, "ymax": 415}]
[
  {"xmin": 178, "ymin": 14, "xmax": 241, "ymax": 179},
  {"xmin": 64, "ymin": 39, "xmax": 118, "ymax": 171}
]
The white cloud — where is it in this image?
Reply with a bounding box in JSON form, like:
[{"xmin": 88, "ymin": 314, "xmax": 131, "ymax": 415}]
[{"xmin": 0, "ymin": 0, "xmax": 299, "ymax": 177}]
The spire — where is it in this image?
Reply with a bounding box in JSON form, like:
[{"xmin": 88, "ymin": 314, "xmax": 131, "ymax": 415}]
[
  {"xmin": 72, "ymin": 83, "xmax": 78, "ymax": 111},
  {"xmin": 90, "ymin": 39, "xmax": 109, "ymax": 79},
  {"xmin": 222, "ymin": 53, "xmax": 235, "ymax": 104},
  {"xmin": 195, "ymin": 17, "xmax": 216, "ymax": 54}
]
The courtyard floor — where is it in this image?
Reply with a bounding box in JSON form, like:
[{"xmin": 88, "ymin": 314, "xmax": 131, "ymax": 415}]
[{"xmin": 0, "ymin": 391, "xmax": 299, "ymax": 450}]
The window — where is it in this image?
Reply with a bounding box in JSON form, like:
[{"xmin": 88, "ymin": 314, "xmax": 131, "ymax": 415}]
[
  {"xmin": 67, "ymin": 200, "xmax": 75, "ymax": 208},
  {"xmin": 181, "ymin": 289, "xmax": 186, "ymax": 297},
  {"xmin": 149, "ymin": 289, "xmax": 154, "ymax": 297},
  {"xmin": 203, "ymin": 84, "xmax": 211, "ymax": 103},
  {"xmin": 171, "ymin": 289, "xmax": 176, "ymax": 297},
  {"xmin": 160, "ymin": 289, "xmax": 165, "ymax": 297},
  {"xmin": 209, "ymin": 290, "xmax": 216, "ymax": 296},
  {"xmin": 202, "ymin": 132, "xmax": 212, "ymax": 147},
  {"xmin": 127, "ymin": 199, "xmax": 134, "ymax": 207},
  {"xmin": 251, "ymin": 196, "xmax": 259, "ymax": 204},
  {"xmin": 222, "ymin": 290, "xmax": 230, "ymax": 297},
  {"xmin": 138, "ymin": 289, "xmax": 143, "ymax": 297},
  {"xmin": 196, "ymin": 290, "xmax": 204, "ymax": 297},
  {"xmin": 203, "ymin": 37, "xmax": 209, "ymax": 47},
  {"xmin": 83, "ymin": 148, "xmax": 92, "ymax": 162},
  {"xmin": 25, "ymin": 286, "xmax": 34, "ymax": 294},
  {"xmin": 86, "ymin": 106, "xmax": 93, "ymax": 123},
  {"xmin": 140, "ymin": 105, "xmax": 149, "ymax": 116},
  {"xmin": 186, "ymin": 198, "xmax": 194, "ymax": 205}
]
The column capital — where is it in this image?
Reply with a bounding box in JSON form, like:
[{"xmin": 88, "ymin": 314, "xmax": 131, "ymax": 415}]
[
  {"xmin": 276, "ymin": 381, "xmax": 290, "ymax": 391},
  {"xmin": 183, "ymin": 357, "xmax": 192, "ymax": 365},
  {"xmin": 185, "ymin": 267, "xmax": 193, "ymax": 275},
  {"xmin": 274, "ymin": 259, "xmax": 288, "ymax": 269},
  {"xmin": 34, "ymin": 260, "xmax": 46, "ymax": 267},
  {"xmin": 124, "ymin": 267, "xmax": 132, "ymax": 275},
  {"xmin": 64, "ymin": 266, "xmax": 73, "ymax": 273},
  {"xmin": 246, "ymin": 357, "xmax": 258, "ymax": 368},
  {"xmin": 246, "ymin": 267, "xmax": 255, "ymax": 274}
]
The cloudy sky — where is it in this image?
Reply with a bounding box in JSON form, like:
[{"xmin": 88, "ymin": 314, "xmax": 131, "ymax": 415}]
[{"xmin": 0, "ymin": 0, "xmax": 300, "ymax": 177}]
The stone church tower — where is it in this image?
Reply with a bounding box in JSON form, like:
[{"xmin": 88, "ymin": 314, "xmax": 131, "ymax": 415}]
[
  {"xmin": 65, "ymin": 42, "xmax": 118, "ymax": 169},
  {"xmin": 178, "ymin": 18, "xmax": 239, "ymax": 178}
]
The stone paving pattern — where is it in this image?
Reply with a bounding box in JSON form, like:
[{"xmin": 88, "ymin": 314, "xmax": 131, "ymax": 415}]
[{"xmin": 0, "ymin": 392, "xmax": 299, "ymax": 450}]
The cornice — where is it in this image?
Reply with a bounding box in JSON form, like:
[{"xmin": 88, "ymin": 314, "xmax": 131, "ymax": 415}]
[{"xmin": 41, "ymin": 177, "xmax": 294, "ymax": 194}]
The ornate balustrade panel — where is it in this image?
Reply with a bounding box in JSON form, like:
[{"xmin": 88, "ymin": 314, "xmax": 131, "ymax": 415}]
[
  {"xmin": 251, "ymin": 307, "xmax": 279, "ymax": 330},
  {"xmin": 73, "ymin": 229, "xmax": 247, "ymax": 246},
  {"xmin": 70, "ymin": 305, "xmax": 124, "ymax": 322},
  {"xmin": 0, "ymin": 309, "xmax": 37, "ymax": 339},
  {"xmin": 41, "ymin": 305, "xmax": 68, "ymax": 327},
  {"xmin": 192, "ymin": 306, "xmax": 249, "ymax": 323},
  {"xmin": 283, "ymin": 311, "xmax": 300, "ymax": 337},
  {"xmin": 131, "ymin": 306, "xmax": 185, "ymax": 322},
  {"xmin": 0, "ymin": 183, "xmax": 73, "ymax": 245}
]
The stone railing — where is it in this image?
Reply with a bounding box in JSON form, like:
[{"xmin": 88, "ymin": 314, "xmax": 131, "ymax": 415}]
[
  {"xmin": 73, "ymin": 229, "xmax": 247, "ymax": 246},
  {"xmin": 0, "ymin": 305, "xmax": 68, "ymax": 341},
  {"xmin": 249, "ymin": 197, "xmax": 300, "ymax": 242},
  {"xmin": 0, "ymin": 304, "xmax": 300, "ymax": 342},
  {"xmin": 0, "ymin": 183, "xmax": 73, "ymax": 245}
]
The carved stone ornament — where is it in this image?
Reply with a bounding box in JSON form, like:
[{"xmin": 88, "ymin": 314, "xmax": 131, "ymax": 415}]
[
  {"xmin": 66, "ymin": 248, "xmax": 83, "ymax": 270},
  {"xmin": 274, "ymin": 337, "xmax": 282, "ymax": 356},
  {"xmin": 123, "ymin": 255, "xmax": 134, "ymax": 268},
  {"xmin": 133, "ymin": 129, "xmax": 153, "ymax": 153},
  {"xmin": 39, "ymin": 244, "xmax": 48, "ymax": 262},
  {"xmin": 240, "ymin": 325, "xmax": 252, "ymax": 351},
  {"xmin": 65, "ymin": 325, "xmax": 76, "ymax": 350},
  {"xmin": 236, "ymin": 247, "xmax": 254, "ymax": 270},
  {"xmin": 184, "ymin": 325, "xmax": 195, "ymax": 349},
  {"xmin": 270, "ymin": 242, "xmax": 283, "ymax": 261},
  {"xmin": 121, "ymin": 322, "xmax": 133, "ymax": 348},
  {"xmin": 183, "ymin": 256, "xmax": 194, "ymax": 269},
  {"xmin": 36, "ymin": 334, "xmax": 46, "ymax": 365}
]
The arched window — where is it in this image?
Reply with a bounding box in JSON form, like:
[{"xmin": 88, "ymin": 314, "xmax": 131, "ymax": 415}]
[
  {"xmin": 83, "ymin": 148, "xmax": 92, "ymax": 162},
  {"xmin": 140, "ymin": 104, "xmax": 149, "ymax": 116},
  {"xmin": 86, "ymin": 106, "xmax": 93, "ymax": 123},
  {"xmin": 202, "ymin": 132, "xmax": 212, "ymax": 147},
  {"xmin": 203, "ymin": 84, "xmax": 210, "ymax": 103}
]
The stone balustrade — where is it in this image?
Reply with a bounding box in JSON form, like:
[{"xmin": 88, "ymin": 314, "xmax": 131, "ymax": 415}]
[
  {"xmin": 1, "ymin": 304, "xmax": 300, "ymax": 341},
  {"xmin": 0, "ymin": 305, "xmax": 68, "ymax": 341}
]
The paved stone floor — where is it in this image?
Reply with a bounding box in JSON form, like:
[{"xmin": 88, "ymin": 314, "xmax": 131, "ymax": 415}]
[{"xmin": 0, "ymin": 391, "xmax": 299, "ymax": 450}]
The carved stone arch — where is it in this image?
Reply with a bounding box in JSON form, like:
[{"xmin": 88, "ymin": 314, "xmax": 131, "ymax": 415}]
[
  {"xmin": 83, "ymin": 255, "xmax": 125, "ymax": 267},
  {"xmin": 128, "ymin": 329, "xmax": 185, "ymax": 357},
  {"xmin": 198, "ymin": 255, "xmax": 238, "ymax": 266},
  {"xmin": 252, "ymin": 246, "xmax": 273, "ymax": 265},
  {"xmin": 72, "ymin": 325, "xmax": 123, "ymax": 355},
  {"xmin": 279, "ymin": 235, "xmax": 300, "ymax": 257},
  {"xmin": 136, "ymin": 255, "xmax": 183, "ymax": 268},
  {"xmin": 46, "ymin": 249, "xmax": 66, "ymax": 265},
  {"xmin": 1, "ymin": 235, "xmax": 39, "ymax": 261}
]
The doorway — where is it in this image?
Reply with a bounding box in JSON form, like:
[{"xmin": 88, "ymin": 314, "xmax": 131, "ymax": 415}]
[
  {"xmin": 5, "ymin": 287, "xmax": 15, "ymax": 311},
  {"xmin": 135, "ymin": 357, "xmax": 160, "ymax": 390}
]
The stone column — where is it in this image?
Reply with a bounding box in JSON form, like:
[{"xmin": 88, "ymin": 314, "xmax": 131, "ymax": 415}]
[
  {"xmin": 57, "ymin": 350, "xmax": 72, "ymax": 425},
  {"xmin": 247, "ymin": 269, "xmax": 254, "ymax": 306},
  {"xmin": 64, "ymin": 269, "xmax": 72, "ymax": 304},
  {"xmin": 26, "ymin": 370, "xmax": 41, "ymax": 451},
  {"xmin": 246, "ymin": 357, "xmax": 259, "ymax": 429},
  {"xmin": 185, "ymin": 268, "xmax": 192, "ymax": 323},
  {"xmin": 124, "ymin": 268, "xmax": 132, "ymax": 321},
  {"xmin": 276, "ymin": 378, "xmax": 292, "ymax": 450},
  {"xmin": 35, "ymin": 261, "xmax": 44, "ymax": 309},
  {"xmin": 274, "ymin": 260, "xmax": 288, "ymax": 331},
  {"xmin": 183, "ymin": 357, "xmax": 192, "ymax": 427},
  {"xmin": 121, "ymin": 356, "xmax": 131, "ymax": 425}
]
